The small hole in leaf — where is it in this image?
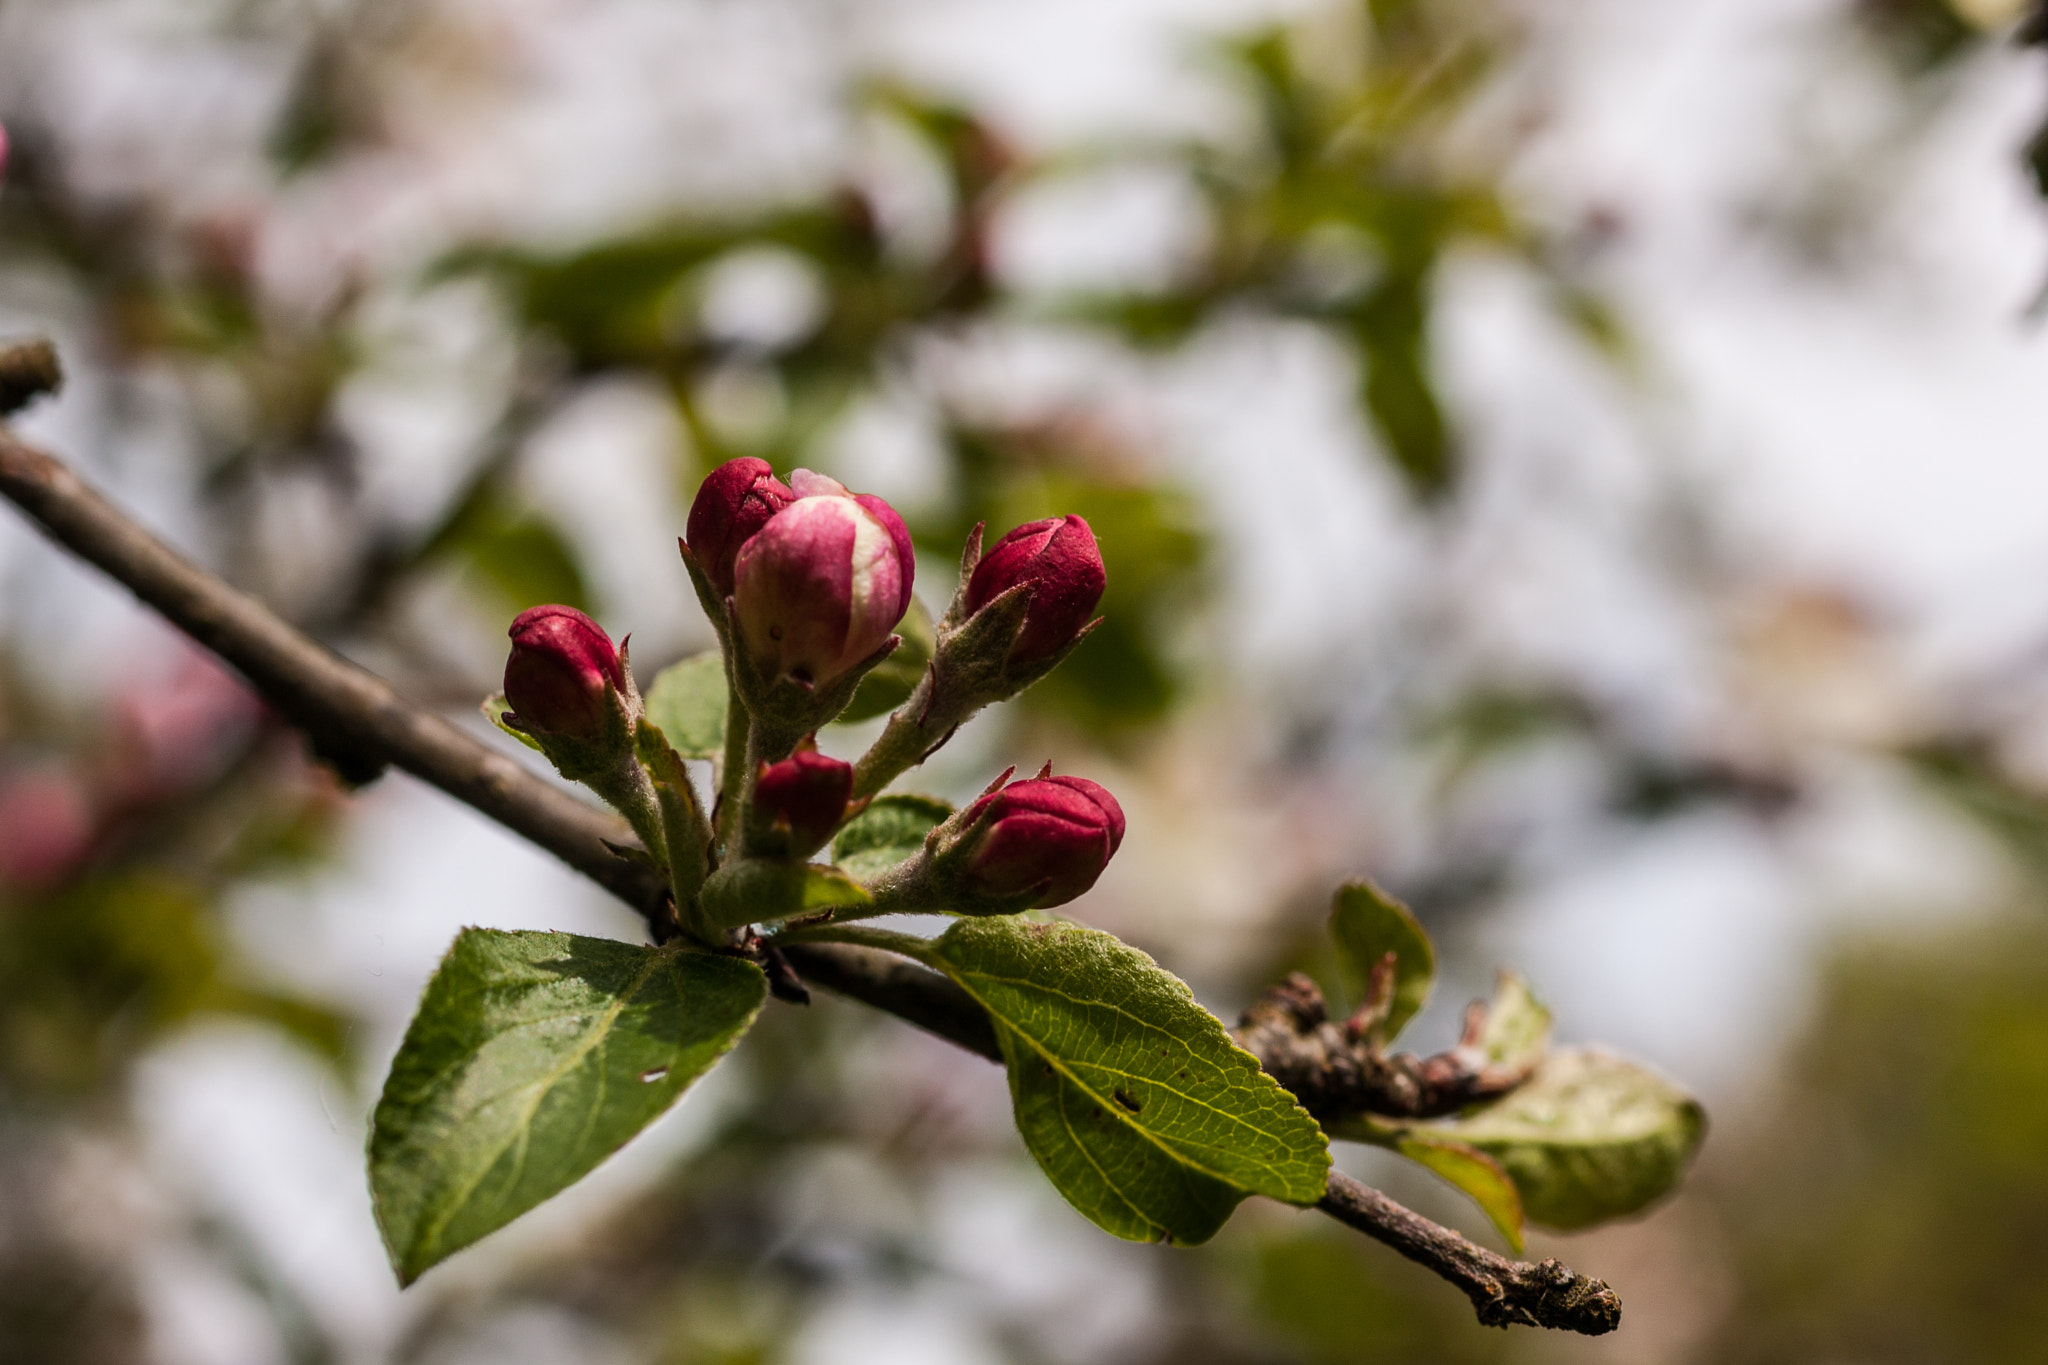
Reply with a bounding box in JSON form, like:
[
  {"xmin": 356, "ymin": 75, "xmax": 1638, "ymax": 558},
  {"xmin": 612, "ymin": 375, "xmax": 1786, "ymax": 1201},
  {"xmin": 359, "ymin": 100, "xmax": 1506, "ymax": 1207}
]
[
  {"xmin": 1113, "ymin": 1088, "xmax": 1141, "ymax": 1114},
  {"xmin": 639, "ymin": 1067, "xmax": 670, "ymax": 1083}
]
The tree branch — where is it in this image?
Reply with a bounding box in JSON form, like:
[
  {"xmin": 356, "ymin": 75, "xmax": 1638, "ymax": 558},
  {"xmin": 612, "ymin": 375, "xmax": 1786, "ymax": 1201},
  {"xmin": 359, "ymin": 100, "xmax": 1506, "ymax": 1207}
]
[
  {"xmin": 0, "ymin": 417, "xmax": 668, "ymax": 926},
  {"xmin": 0, "ymin": 355, "xmax": 1617, "ymax": 1336},
  {"xmin": 1319, "ymin": 1172, "xmax": 1620, "ymax": 1333}
]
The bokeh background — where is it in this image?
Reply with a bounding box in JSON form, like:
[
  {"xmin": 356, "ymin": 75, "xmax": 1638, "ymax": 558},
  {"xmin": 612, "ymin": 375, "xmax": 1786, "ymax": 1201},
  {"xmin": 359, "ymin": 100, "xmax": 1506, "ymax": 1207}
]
[{"xmin": 3, "ymin": 0, "xmax": 2048, "ymax": 1361}]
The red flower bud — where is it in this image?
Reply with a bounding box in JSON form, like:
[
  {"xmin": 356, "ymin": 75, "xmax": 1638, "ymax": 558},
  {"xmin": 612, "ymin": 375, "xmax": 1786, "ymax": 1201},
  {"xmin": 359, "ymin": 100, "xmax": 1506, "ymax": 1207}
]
[
  {"xmin": 685, "ymin": 457, "xmax": 796, "ymax": 596},
  {"xmin": 964, "ymin": 515, "xmax": 1106, "ymax": 667},
  {"xmin": 503, "ymin": 605, "xmax": 627, "ymax": 742},
  {"xmin": 753, "ymin": 750, "xmax": 855, "ymax": 850},
  {"xmin": 961, "ymin": 772, "xmax": 1125, "ymax": 907},
  {"xmin": 733, "ymin": 471, "xmax": 915, "ymax": 686}
]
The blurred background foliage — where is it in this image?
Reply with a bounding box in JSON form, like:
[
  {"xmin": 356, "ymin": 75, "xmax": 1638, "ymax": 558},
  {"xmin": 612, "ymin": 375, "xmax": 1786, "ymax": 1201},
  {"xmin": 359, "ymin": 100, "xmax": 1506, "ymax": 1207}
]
[{"xmin": 2, "ymin": 0, "xmax": 2048, "ymax": 1362}]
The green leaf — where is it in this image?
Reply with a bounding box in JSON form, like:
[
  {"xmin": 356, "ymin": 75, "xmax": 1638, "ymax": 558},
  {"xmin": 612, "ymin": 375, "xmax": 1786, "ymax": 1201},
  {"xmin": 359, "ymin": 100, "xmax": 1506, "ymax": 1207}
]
[
  {"xmin": 642, "ymin": 653, "xmax": 729, "ymax": 761},
  {"xmin": 831, "ymin": 794, "xmax": 952, "ymax": 881},
  {"xmin": 482, "ymin": 694, "xmax": 543, "ymax": 752},
  {"xmin": 1475, "ymin": 970, "xmax": 1551, "ymax": 1071},
  {"xmin": 922, "ymin": 918, "xmax": 1330, "ymax": 1244},
  {"xmin": 699, "ymin": 858, "xmax": 872, "ymax": 929},
  {"xmin": 1416, "ymin": 1048, "xmax": 1706, "ymax": 1231},
  {"xmin": 1393, "ymin": 1134, "xmax": 1526, "ymax": 1253},
  {"xmin": 368, "ymin": 930, "xmax": 764, "ymax": 1284},
  {"xmin": 839, "ymin": 596, "xmax": 933, "ymax": 723},
  {"xmin": 1329, "ymin": 880, "xmax": 1435, "ymax": 1042}
]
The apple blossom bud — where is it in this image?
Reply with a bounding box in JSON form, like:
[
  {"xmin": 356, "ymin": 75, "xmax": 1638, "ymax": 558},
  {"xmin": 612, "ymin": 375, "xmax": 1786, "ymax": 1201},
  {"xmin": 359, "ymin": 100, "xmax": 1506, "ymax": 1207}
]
[
  {"xmin": 959, "ymin": 772, "xmax": 1125, "ymax": 907},
  {"xmin": 964, "ymin": 515, "xmax": 1105, "ymax": 667},
  {"xmin": 686, "ymin": 457, "xmax": 796, "ymax": 597},
  {"xmin": 733, "ymin": 472, "xmax": 915, "ymax": 687},
  {"xmin": 753, "ymin": 750, "xmax": 854, "ymax": 850},
  {"xmin": 503, "ymin": 605, "xmax": 627, "ymax": 743}
]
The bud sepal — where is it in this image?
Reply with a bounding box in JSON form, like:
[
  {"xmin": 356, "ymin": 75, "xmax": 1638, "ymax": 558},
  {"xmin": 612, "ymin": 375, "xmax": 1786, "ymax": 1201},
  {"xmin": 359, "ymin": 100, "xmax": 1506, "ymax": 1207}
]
[{"xmin": 700, "ymin": 856, "xmax": 873, "ymax": 930}]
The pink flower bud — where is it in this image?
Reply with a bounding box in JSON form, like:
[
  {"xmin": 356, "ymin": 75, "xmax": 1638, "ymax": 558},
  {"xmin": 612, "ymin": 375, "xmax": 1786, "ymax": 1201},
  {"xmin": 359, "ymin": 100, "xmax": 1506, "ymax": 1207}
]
[
  {"xmin": 961, "ymin": 772, "xmax": 1125, "ymax": 907},
  {"xmin": 685, "ymin": 457, "xmax": 796, "ymax": 596},
  {"xmin": 0, "ymin": 767, "xmax": 94, "ymax": 889},
  {"xmin": 753, "ymin": 750, "xmax": 854, "ymax": 849},
  {"xmin": 503, "ymin": 605, "xmax": 627, "ymax": 742},
  {"xmin": 964, "ymin": 516, "xmax": 1106, "ymax": 667},
  {"xmin": 733, "ymin": 472, "xmax": 915, "ymax": 686}
]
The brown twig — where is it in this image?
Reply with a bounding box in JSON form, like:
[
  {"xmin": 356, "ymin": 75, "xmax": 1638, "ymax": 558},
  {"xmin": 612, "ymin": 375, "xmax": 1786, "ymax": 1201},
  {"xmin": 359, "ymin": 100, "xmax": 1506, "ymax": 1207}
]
[
  {"xmin": 0, "ymin": 348, "xmax": 1617, "ymax": 1336},
  {"xmin": 1319, "ymin": 1172, "xmax": 1620, "ymax": 1333}
]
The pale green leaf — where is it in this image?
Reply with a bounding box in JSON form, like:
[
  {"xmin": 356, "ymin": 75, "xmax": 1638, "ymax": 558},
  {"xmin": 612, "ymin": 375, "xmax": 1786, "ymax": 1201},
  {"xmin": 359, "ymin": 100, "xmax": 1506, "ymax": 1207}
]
[
  {"xmin": 482, "ymin": 694, "xmax": 542, "ymax": 752},
  {"xmin": 1324, "ymin": 1115, "xmax": 1526, "ymax": 1252},
  {"xmin": 1395, "ymin": 1134, "xmax": 1526, "ymax": 1253},
  {"xmin": 700, "ymin": 858, "xmax": 872, "ymax": 929},
  {"xmin": 1417, "ymin": 1048, "xmax": 1705, "ymax": 1230},
  {"xmin": 839, "ymin": 596, "xmax": 934, "ymax": 723},
  {"xmin": 643, "ymin": 653, "xmax": 728, "ymax": 760},
  {"xmin": 369, "ymin": 930, "xmax": 764, "ymax": 1284},
  {"xmin": 924, "ymin": 918, "xmax": 1330, "ymax": 1244},
  {"xmin": 831, "ymin": 794, "xmax": 952, "ymax": 881},
  {"xmin": 1329, "ymin": 880, "xmax": 1435, "ymax": 1041},
  {"xmin": 1475, "ymin": 970, "xmax": 1551, "ymax": 1071}
]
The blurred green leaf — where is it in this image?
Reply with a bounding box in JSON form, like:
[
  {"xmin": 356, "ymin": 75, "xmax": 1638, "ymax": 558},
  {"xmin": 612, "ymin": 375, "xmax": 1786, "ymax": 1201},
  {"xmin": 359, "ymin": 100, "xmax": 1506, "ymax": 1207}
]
[
  {"xmin": 700, "ymin": 859, "xmax": 872, "ymax": 930},
  {"xmin": 643, "ymin": 653, "xmax": 730, "ymax": 761},
  {"xmin": 921, "ymin": 917, "xmax": 1330, "ymax": 1243},
  {"xmin": 1473, "ymin": 970, "xmax": 1552, "ymax": 1071},
  {"xmin": 838, "ymin": 596, "xmax": 933, "ymax": 724},
  {"xmin": 426, "ymin": 489, "xmax": 590, "ymax": 616},
  {"xmin": 369, "ymin": 929, "xmax": 765, "ymax": 1284},
  {"xmin": 831, "ymin": 794, "xmax": 951, "ymax": 882},
  {"xmin": 1329, "ymin": 879, "xmax": 1435, "ymax": 1041},
  {"xmin": 1416, "ymin": 1048, "xmax": 1705, "ymax": 1231}
]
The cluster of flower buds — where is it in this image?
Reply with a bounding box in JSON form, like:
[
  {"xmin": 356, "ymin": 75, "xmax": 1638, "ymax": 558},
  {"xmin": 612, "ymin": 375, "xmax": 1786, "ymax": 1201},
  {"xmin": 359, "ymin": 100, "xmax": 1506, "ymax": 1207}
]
[{"xmin": 497, "ymin": 455, "xmax": 1127, "ymax": 946}]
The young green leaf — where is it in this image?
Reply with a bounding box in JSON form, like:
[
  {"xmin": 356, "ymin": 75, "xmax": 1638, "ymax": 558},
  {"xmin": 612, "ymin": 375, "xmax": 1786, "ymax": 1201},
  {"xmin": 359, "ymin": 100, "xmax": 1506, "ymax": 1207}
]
[
  {"xmin": 369, "ymin": 930, "xmax": 764, "ymax": 1284},
  {"xmin": 923, "ymin": 918, "xmax": 1330, "ymax": 1244},
  {"xmin": 642, "ymin": 652, "xmax": 728, "ymax": 760},
  {"xmin": 699, "ymin": 858, "xmax": 872, "ymax": 929},
  {"xmin": 1329, "ymin": 879, "xmax": 1435, "ymax": 1041},
  {"xmin": 831, "ymin": 793, "xmax": 952, "ymax": 881},
  {"xmin": 838, "ymin": 596, "xmax": 934, "ymax": 724},
  {"xmin": 1415, "ymin": 1048, "xmax": 1705, "ymax": 1230}
]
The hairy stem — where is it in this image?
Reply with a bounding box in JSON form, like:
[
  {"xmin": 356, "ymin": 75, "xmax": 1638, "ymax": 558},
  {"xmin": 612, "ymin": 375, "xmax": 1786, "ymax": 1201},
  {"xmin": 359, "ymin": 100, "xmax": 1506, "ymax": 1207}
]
[{"xmin": 0, "ymin": 365, "xmax": 1620, "ymax": 1337}]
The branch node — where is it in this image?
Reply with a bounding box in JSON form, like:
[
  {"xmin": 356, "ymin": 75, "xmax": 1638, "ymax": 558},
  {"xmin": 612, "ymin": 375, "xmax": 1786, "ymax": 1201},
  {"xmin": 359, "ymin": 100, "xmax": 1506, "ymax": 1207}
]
[{"xmin": 0, "ymin": 338, "xmax": 63, "ymax": 416}]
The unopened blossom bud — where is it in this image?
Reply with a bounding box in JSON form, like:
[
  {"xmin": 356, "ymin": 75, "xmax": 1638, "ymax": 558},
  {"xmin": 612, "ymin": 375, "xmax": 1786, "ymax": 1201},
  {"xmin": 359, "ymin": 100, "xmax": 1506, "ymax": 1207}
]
[
  {"xmin": 753, "ymin": 750, "xmax": 854, "ymax": 850},
  {"xmin": 503, "ymin": 605, "xmax": 627, "ymax": 743},
  {"xmin": 733, "ymin": 471, "xmax": 915, "ymax": 687},
  {"xmin": 964, "ymin": 515, "xmax": 1105, "ymax": 667},
  {"xmin": 685, "ymin": 457, "xmax": 796, "ymax": 596},
  {"xmin": 960, "ymin": 772, "xmax": 1125, "ymax": 908}
]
